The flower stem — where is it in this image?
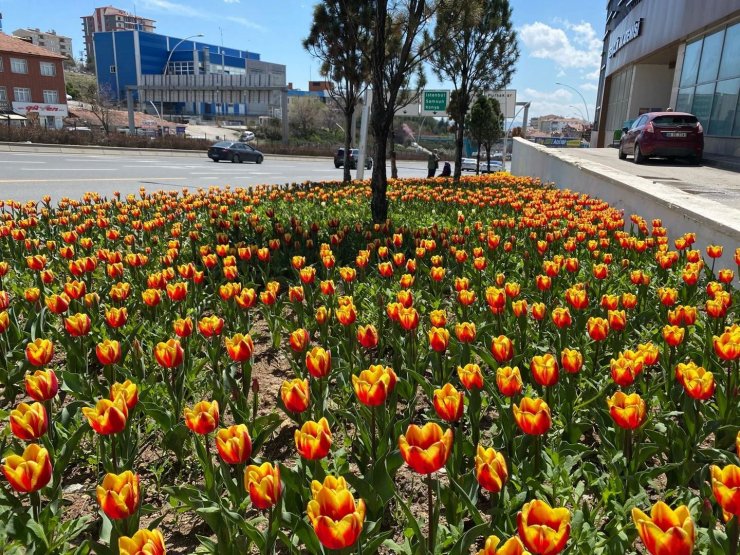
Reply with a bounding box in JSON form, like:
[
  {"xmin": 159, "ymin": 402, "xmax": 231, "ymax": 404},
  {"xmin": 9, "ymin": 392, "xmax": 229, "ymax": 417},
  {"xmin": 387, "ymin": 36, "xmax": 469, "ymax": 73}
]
[
  {"xmin": 427, "ymin": 474, "xmax": 435, "ymax": 554},
  {"xmin": 729, "ymin": 515, "xmax": 739, "ymax": 555}
]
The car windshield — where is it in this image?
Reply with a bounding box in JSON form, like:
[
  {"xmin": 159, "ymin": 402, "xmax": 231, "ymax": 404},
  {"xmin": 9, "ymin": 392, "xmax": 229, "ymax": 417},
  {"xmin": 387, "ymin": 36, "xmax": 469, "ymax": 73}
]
[
  {"xmin": 213, "ymin": 141, "xmax": 233, "ymax": 148},
  {"xmin": 653, "ymin": 115, "xmax": 698, "ymax": 126}
]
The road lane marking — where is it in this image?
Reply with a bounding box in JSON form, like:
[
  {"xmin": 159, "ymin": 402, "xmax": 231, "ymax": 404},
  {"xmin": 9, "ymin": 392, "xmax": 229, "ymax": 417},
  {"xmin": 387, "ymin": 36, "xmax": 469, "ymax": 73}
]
[
  {"xmin": 0, "ymin": 177, "xmax": 187, "ymax": 184},
  {"xmin": 21, "ymin": 168, "xmax": 117, "ymax": 171}
]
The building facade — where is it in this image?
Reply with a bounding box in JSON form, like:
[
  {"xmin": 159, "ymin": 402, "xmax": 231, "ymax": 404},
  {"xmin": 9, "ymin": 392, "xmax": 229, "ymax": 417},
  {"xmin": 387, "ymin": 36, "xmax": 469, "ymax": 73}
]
[
  {"xmin": 0, "ymin": 32, "xmax": 67, "ymax": 128},
  {"xmin": 93, "ymin": 30, "xmax": 287, "ymax": 121},
  {"xmin": 593, "ymin": 0, "xmax": 740, "ymax": 157},
  {"xmin": 82, "ymin": 6, "xmax": 156, "ymax": 62},
  {"xmin": 12, "ymin": 28, "xmax": 72, "ymax": 59}
]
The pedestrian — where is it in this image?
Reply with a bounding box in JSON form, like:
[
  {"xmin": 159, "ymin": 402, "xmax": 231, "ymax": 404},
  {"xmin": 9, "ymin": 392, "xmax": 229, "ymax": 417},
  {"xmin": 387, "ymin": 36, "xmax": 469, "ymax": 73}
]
[
  {"xmin": 440, "ymin": 161, "xmax": 451, "ymax": 177},
  {"xmin": 427, "ymin": 150, "xmax": 440, "ymax": 178}
]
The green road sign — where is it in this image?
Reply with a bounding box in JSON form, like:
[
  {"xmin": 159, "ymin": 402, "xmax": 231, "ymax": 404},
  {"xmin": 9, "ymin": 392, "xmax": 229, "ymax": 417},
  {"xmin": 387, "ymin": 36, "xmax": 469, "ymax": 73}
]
[{"xmin": 421, "ymin": 90, "xmax": 449, "ymax": 115}]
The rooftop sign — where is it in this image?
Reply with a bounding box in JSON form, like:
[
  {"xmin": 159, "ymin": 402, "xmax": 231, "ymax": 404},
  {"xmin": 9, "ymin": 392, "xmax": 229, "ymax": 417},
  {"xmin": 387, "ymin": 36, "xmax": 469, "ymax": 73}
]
[{"xmin": 608, "ymin": 18, "xmax": 643, "ymax": 58}]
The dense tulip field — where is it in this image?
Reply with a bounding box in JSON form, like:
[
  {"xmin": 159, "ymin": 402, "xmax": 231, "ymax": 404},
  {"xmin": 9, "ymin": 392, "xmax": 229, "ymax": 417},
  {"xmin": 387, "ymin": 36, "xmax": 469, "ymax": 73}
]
[{"xmin": 0, "ymin": 174, "xmax": 738, "ymax": 554}]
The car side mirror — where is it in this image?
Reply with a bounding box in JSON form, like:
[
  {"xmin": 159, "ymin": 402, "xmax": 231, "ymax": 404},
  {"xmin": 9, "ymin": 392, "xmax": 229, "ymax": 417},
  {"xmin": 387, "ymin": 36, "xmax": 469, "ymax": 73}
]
[{"xmin": 622, "ymin": 127, "xmax": 629, "ymax": 133}]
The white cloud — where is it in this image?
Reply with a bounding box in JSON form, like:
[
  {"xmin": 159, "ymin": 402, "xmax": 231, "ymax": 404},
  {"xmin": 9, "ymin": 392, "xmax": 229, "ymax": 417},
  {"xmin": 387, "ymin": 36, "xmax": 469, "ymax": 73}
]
[
  {"xmin": 224, "ymin": 0, "xmax": 241, "ymax": 3},
  {"xmin": 522, "ymin": 87, "xmax": 594, "ymax": 121},
  {"xmin": 580, "ymin": 83, "xmax": 598, "ymax": 92},
  {"xmin": 140, "ymin": 0, "xmax": 263, "ymax": 31},
  {"xmin": 519, "ymin": 20, "xmax": 601, "ymax": 70}
]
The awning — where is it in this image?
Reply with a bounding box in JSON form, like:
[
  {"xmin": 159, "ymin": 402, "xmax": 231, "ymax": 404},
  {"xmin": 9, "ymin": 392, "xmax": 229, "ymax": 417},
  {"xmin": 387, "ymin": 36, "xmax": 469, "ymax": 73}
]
[{"xmin": 0, "ymin": 112, "xmax": 27, "ymax": 121}]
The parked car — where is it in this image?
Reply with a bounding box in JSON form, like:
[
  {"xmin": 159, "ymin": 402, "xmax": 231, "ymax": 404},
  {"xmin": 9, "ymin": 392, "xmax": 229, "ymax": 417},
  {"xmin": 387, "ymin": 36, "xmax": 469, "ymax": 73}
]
[
  {"xmin": 460, "ymin": 158, "xmax": 478, "ymax": 172},
  {"xmin": 334, "ymin": 148, "xmax": 373, "ymax": 169},
  {"xmin": 618, "ymin": 112, "xmax": 703, "ymax": 164},
  {"xmin": 479, "ymin": 160, "xmax": 504, "ymax": 173},
  {"xmin": 208, "ymin": 141, "xmax": 264, "ymax": 163},
  {"xmin": 238, "ymin": 131, "xmax": 255, "ymax": 142}
]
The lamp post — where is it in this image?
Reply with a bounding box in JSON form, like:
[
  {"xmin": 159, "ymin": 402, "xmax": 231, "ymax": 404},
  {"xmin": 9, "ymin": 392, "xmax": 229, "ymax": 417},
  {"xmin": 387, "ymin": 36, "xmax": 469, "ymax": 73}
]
[
  {"xmin": 556, "ymin": 82, "xmax": 590, "ymax": 124},
  {"xmin": 162, "ymin": 33, "xmax": 204, "ymax": 119},
  {"xmin": 569, "ymin": 105, "xmax": 585, "ymax": 121}
]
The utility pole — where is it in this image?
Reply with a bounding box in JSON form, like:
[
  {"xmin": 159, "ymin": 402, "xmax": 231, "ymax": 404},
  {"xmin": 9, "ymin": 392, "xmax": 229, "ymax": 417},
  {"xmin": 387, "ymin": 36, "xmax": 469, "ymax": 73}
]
[{"xmin": 356, "ymin": 88, "xmax": 372, "ymax": 180}]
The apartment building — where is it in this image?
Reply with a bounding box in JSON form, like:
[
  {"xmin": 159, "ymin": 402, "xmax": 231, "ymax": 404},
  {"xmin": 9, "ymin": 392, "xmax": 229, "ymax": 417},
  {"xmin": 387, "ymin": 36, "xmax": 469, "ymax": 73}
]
[
  {"xmin": 82, "ymin": 6, "xmax": 156, "ymax": 62},
  {"xmin": 12, "ymin": 28, "xmax": 73, "ymax": 59},
  {"xmin": 0, "ymin": 32, "xmax": 68, "ymax": 128}
]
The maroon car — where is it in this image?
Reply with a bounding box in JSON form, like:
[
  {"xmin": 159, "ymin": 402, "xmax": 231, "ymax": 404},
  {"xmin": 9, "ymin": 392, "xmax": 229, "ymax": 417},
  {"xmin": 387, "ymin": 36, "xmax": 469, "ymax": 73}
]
[{"xmin": 618, "ymin": 112, "xmax": 703, "ymax": 164}]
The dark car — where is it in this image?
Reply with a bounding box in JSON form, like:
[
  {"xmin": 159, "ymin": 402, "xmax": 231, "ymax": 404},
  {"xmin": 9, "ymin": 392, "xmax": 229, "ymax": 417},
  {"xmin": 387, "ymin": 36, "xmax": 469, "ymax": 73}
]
[
  {"xmin": 618, "ymin": 112, "xmax": 703, "ymax": 164},
  {"xmin": 334, "ymin": 148, "xmax": 372, "ymax": 169},
  {"xmin": 208, "ymin": 141, "xmax": 264, "ymax": 164}
]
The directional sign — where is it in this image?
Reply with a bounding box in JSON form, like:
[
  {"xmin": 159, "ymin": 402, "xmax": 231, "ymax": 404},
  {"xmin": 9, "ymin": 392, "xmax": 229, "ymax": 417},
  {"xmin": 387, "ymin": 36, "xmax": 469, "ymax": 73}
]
[
  {"xmin": 482, "ymin": 90, "xmax": 517, "ymax": 118},
  {"xmin": 396, "ymin": 103, "xmax": 420, "ymax": 116},
  {"xmin": 421, "ymin": 90, "xmax": 449, "ymax": 116}
]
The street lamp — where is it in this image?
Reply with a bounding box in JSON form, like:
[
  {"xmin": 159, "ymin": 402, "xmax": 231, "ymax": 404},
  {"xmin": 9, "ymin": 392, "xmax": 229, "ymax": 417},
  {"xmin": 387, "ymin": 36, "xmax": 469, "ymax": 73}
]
[
  {"xmin": 556, "ymin": 82, "xmax": 590, "ymax": 124},
  {"xmin": 161, "ymin": 33, "xmax": 204, "ymax": 119},
  {"xmin": 569, "ymin": 105, "xmax": 585, "ymax": 121}
]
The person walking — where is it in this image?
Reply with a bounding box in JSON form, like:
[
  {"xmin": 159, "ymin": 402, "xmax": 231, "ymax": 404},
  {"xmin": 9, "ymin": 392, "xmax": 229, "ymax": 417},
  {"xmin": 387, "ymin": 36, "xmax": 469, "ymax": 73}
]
[
  {"xmin": 427, "ymin": 150, "xmax": 440, "ymax": 178},
  {"xmin": 440, "ymin": 161, "xmax": 451, "ymax": 177}
]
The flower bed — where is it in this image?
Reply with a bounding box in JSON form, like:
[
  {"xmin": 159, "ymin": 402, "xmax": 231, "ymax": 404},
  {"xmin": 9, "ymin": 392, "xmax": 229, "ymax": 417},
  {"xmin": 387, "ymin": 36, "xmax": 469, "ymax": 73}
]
[{"xmin": 0, "ymin": 175, "xmax": 738, "ymax": 555}]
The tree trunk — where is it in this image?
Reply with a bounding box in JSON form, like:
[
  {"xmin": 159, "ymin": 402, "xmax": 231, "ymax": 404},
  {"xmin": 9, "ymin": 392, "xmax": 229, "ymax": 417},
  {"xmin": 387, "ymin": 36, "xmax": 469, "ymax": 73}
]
[
  {"xmin": 454, "ymin": 121, "xmax": 464, "ymax": 182},
  {"xmin": 370, "ymin": 107, "xmax": 390, "ymax": 223},
  {"xmin": 343, "ymin": 109, "xmax": 353, "ymax": 183},
  {"xmin": 390, "ymin": 127, "xmax": 398, "ymax": 179},
  {"xmin": 476, "ymin": 143, "xmax": 481, "ymax": 175}
]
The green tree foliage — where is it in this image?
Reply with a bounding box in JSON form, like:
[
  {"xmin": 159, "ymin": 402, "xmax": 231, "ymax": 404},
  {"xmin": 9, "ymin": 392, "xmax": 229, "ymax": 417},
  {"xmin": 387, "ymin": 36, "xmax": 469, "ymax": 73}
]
[
  {"xmin": 303, "ymin": 0, "xmax": 372, "ymax": 183},
  {"xmin": 432, "ymin": 0, "xmax": 518, "ymax": 180},
  {"xmin": 466, "ymin": 96, "xmax": 503, "ymax": 172}
]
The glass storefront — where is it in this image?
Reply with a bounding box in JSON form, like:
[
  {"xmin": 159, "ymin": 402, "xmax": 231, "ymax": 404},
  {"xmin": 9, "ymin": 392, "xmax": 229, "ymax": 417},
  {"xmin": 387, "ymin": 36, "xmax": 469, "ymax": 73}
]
[{"xmin": 676, "ymin": 21, "xmax": 740, "ymax": 137}]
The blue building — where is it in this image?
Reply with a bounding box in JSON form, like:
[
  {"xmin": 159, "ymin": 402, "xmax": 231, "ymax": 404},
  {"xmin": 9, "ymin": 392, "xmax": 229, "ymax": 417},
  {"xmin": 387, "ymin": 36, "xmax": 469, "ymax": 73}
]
[{"xmin": 93, "ymin": 30, "xmax": 287, "ymax": 119}]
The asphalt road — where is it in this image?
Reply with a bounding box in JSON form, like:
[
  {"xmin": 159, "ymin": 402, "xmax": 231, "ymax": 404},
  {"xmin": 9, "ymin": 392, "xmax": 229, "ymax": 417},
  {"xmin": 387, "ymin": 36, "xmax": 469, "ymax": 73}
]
[
  {"xmin": 0, "ymin": 151, "xmax": 430, "ymax": 204},
  {"xmin": 555, "ymin": 147, "xmax": 740, "ymax": 209}
]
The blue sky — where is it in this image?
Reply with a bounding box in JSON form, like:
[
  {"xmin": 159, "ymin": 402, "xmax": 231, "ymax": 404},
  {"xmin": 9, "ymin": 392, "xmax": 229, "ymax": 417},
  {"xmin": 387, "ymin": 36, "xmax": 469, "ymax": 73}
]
[{"xmin": 0, "ymin": 0, "xmax": 605, "ymax": 120}]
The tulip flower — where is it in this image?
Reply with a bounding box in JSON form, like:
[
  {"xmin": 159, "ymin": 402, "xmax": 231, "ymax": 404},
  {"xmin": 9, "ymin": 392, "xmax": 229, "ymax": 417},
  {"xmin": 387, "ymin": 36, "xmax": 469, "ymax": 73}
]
[
  {"xmin": 710, "ymin": 464, "xmax": 740, "ymax": 523},
  {"xmin": 477, "ymin": 535, "xmax": 530, "ymax": 555},
  {"xmin": 491, "ymin": 335, "xmax": 514, "ymax": 363},
  {"xmin": 9, "ymin": 402, "xmax": 48, "ymax": 441},
  {"xmin": 307, "ymin": 475, "xmax": 366, "ymax": 550},
  {"xmin": 352, "ymin": 365, "xmax": 397, "ymax": 407},
  {"xmin": 216, "ymin": 424, "xmax": 252, "ymax": 465},
  {"xmin": 551, "ymin": 307, "xmax": 572, "ymax": 329},
  {"xmin": 96, "ymin": 339, "xmax": 122, "ymax": 366},
  {"xmin": 530, "ymin": 354, "xmax": 559, "ymax": 387},
  {"xmin": 475, "ymin": 445, "xmax": 508, "ymax": 493},
  {"xmin": 398, "ymin": 422, "xmax": 453, "ymax": 475},
  {"xmin": 433, "ymin": 383, "xmax": 464, "ymax": 422},
  {"xmin": 455, "ymin": 322, "xmax": 477, "ymax": 343},
  {"xmin": 632, "ymin": 501, "xmax": 695, "ymax": 555},
  {"xmin": 173, "ymin": 316, "xmax": 194, "ymax": 338},
  {"xmin": 398, "ymin": 306, "xmax": 420, "ymax": 331},
  {"xmin": 356, "ymin": 324, "xmax": 379, "ymax": 349},
  {"xmin": 82, "ymin": 397, "xmax": 128, "ymax": 435},
  {"xmin": 607, "ymin": 391, "xmax": 646, "ymax": 430},
  {"xmin": 118, "ymin": 529, "xmax": 166, "ymax": 555},
  {"xmin": 110, "ymin": 380, "xmax": 138, "ymax": 410},
  {"xmin": 513, "ymin": 397, "xmax": 551, "ymax": 436},
  {"xmin": 458, "ymin": 363, "xmax": 484, "ymax": 390},
  {"xmin": 676, "ymin": 362, "xmax": 715, "ymax": 401},
  {"xmin": 662, "ymin": 325, "xmax": 685, "ymax": 347},
  {"xmin": 183, "ymin": 400, "xmax": 219, "ymax": 435},
  {"xmin": 198, "ymin": 315, "xmax": 224, "ymax": 338},
  {"xmin": 289, "ymin": 328, "xmax": 310, "ymax": 353},
  {"xmin": 45, "ymin": 293, "xmax": 70, "ymax": 314},
  {"xmin": 428, "ymin": 326, "xmax": 450, "ymax": 353},
  {"xmin": 105, "ymin": 307, "xmax": 128, "ymax": 328},
  {"xmin": 560, "ymin": 349, "xmax": 583, "ymax": 374},
  {"xmin": 25, "ymin": 369, "xmax": 58, "ymax": 401},
  {"xmin": 517, "ymin": 499, "xmax": 571, "ymax": 555},
  {"xmin": 25, "ymin": 338, "xmax": 53, "ymax": 367},
  {"xmin": 225, "ymin": 333, "xmax": 254, "ymax": 363},
  {"xmin": 244, "ymin": 462, "xmax": 282, "ymax": 510},
  {"xmin": 154, "ymin": 338, "xmax": 184, "ymax": 368},
  {"xmin": 96, "ymin": 470, "xmax": 140, "ymax": 520},
  {"xmin": 497, "ymin": 366, "xmax": 523, "ymax": 397},
  {"xmin": 281, "ymin": 378, "xmax": 310, "ymax": 413},
  {"xmin": 429, "ymin": 309, "xmax": 447, "ymax": 327},
  {"xmin": 306, "ymin": 347, "xmax": 331, "ymax": 378},
  {"xmin": 714, "ymin": 331, "xmax": 740, "ymax": 361},
  {"xmin": 295, "ymin": 417, "xmax": 332, "ymax": 460},
  {"xmin": 586, "ymin": 317, "xmax": 609, "ymax": 342},
  {"xmin": 2, "ymin": 443, "xmax": 52, "ymax": 494}
]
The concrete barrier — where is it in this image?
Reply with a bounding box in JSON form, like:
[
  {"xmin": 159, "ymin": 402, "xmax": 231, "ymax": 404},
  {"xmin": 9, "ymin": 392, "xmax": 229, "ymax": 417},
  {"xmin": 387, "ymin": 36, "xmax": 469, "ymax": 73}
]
[{"xmin": 512, "ymin": 137, "xmax": 740, "ymax": 272}]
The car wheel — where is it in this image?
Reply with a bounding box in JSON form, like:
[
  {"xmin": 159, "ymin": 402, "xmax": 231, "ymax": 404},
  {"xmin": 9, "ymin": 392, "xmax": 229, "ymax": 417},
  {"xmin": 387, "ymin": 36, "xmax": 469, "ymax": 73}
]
[
  {"xmin": 618, "ymin": 144, "xmax": 627, "ymax": 160},
  {"xmin": 231, "ymin": 154, "xmax": 239, "ymax": 163},
  {"xmin": 212, "ymin": 158, "xmax": 219, "ymax": 163},
  {"xmin": 688, "ymin": 154, "xmax": 701, "ymax": 165},
  {"xmin": 633, "ymin": 143, "xmax": 645, "ymax": 164},
  {"xmin": 334, "ymin": 163, "xmax": 341, "ymax": 168},
  {"xmin": 256, "ymin": 155, "xmax": 264, "ymax": 164}
]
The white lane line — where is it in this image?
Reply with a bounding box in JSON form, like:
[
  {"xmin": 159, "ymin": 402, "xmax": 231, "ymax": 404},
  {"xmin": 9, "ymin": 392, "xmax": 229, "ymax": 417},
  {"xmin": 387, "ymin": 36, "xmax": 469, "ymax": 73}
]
[{"xmin": 21, "ymin": 168, "xmax": 117, "ymax": 171}]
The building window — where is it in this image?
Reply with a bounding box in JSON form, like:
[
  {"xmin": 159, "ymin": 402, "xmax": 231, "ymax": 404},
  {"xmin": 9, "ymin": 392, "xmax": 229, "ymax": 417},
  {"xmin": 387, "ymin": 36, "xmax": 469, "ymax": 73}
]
[
  {"xmin": 0, "ymin": 87, "xmax": 7, "ymax": 102},
  {"xmin": 14, "ymin": 88, "xmax": 32, "ymax": 102},
  {"xmin": 40, "ymin": 62, "xmax": 56, "ymax": 76},
  {"xmin": 10, "ymin": 58, "xmax": 28, "ymax": 74},
  {"xmin": 0, "ymin": 57, "xmax": 3, "ymax": 72},
  {"xmin": 110, "ymin": 65, "xmax": 117, "ymax": 74},
  {"xmin": 43, "ymin": 90, "xmax": 58, "ymax": 104},
  {"xmin": 678, "ymin": 22, "xmax": 740, "ymax": 137}
]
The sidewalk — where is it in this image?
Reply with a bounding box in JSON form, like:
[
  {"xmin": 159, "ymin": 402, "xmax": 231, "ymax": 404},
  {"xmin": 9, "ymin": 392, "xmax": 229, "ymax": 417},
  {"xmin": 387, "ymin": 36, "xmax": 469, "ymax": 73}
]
[{"xmin": 702, "ymin": 152, "xmax": 740, "ymax": 173}]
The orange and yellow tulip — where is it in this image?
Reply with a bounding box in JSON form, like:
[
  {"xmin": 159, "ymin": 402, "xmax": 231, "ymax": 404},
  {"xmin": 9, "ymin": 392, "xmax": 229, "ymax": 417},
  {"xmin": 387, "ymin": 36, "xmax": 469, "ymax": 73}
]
[
  {"xmin": 110, "ymin": 380, "xmax": 138, "ymax": 410},
  {"xmin": 295, "ymin": 418, "xmax": 333, "ymax": 460},
  {"xmin": 530, "ymin": 354, "xmax": 559, "ymax": 387},
  {"xmin": 475, "ymin": 445, "xmax": 508, "ymax": 493},
  {"xmin": 216, "ymin": 424, "xmax": 252, "ymax": 465},
  {"xmin": 513, "ymin": 397, "xmax": 551, "ymax": 436},
  {"xmin": 25, "ymin": 369, "xmax": 58, "ymax": 401},
  {"xmin": 2, "ymin": 443, "xmax": 52, "ymax": 493},
  {"xmin": 198, "ymin": 315, "xmax": 224, "ymax": 338},
  {"xmin": 9, "ymin": 402, "xmax": 48, "ymax": 441},
  {"xmin": 183, "ymin": 400, "xmax": 219, "ymax": 435},
  {"xmin": 710, "ymin": 464, "xmax": 740, "ymax": 521},
  {"xmin": 676, "ymin": 362, "xmax": 715, "ymax": 401},
  {"xmin": 356, "ymin": 324, "xmax": 379, "ymax": 349},
  {"xmin": 428, "ymin": 326, "xmax": 450, "ymax": 352},
  {"xmin": 26, "ymin": 338, "xmax": 53, "ymax": 367},
  {"xmin": 517, "ymin": 499, "xmax": 570, "ymax": 555},
  {"xmin": 560, "ymin": 349, "xmax": 583, "ymax": 374},
  {"xmin": 458, "ymin": 363, "xmax": 484, "ymax": 390},
  {"xmin": 632, "ymin": 501, "xmax": 695, "ymax": 555},
  {"xmin": 398, "ymin": 422, "xmax": 453, "ymax": 475},
  {"xmin": 307, "ymin": 475, "xmax": 366, "ymax": 550},
  {"xmin": 306, "ymin": 347, "xmax": 331, "ymax": 378},
  {"xmin": 225, "ymin": 333, "xmax": 254, "ymax": 363},
  {"xmin": 244, "ymin": 462, "xmax": 282, "ymax": 509},
  {"xmin": 289, "ymin": 328, "xmax": 310, "ymax": 353},
  {"xmin": 281, "ymin": 378, "xmax": 310, "ymax": 413},
  {"xmin": 491, "ymin": 335, "xmax": 514, "ymax": 363},
  {"xmin": 154, "ymin": 339, "xmax": 184, "ymax": 368},
  {"xmin": 96, "ymin": 339, "xmax": 122, "ymax": 366},
  {"xmin": 96, "ymin": 470, "xmax": 140, "ymax": 520},
  {"xmin": 455, "ymin": 321, "xmax": 477, "ymax": 343},
  {"xmin": 82, "ymin": 397, "xmax": 128, "ymax": 435},
  {"xmin": 118, "ymin": 529, "xmax": 166, "ymax": 555},
  {"xmin": 497, "ymin": 366, "xmax": 523, "ymax": 397},
  {"xmin": 607, "ymin": 391, "xmax": 646, "ymax": 430},
  {"xmin": 477, "ymin": 535, "xmax": 530, "ymax": 555},
  {"xmin": 352, "ymin": 365, "xmax": 397, "ymax": 406},
  {"xmin": 433, "ymin": 383, "xmax": 464, "ymax": 422}
]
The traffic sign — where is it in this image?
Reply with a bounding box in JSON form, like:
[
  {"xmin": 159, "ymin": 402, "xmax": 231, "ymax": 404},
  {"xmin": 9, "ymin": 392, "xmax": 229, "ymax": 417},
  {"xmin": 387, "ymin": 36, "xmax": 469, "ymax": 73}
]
[
  {"xmin": 421, "ymin": 90, "xmax": 449, "ymax": 116},
  {"xmin": 396, "ymin": 103, "xmax": 420, "ymax": 116},
  {"xmin": 482, "ymin": 90, "xmax": 517, "ymax": 118}
]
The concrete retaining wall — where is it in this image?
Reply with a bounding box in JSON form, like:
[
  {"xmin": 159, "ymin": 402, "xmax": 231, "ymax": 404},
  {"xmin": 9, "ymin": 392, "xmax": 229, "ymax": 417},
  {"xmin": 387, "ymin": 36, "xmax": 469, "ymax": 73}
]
[{"xmin": 511, "ymin": 138, "xmax": 740, "ymax": 273}]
